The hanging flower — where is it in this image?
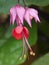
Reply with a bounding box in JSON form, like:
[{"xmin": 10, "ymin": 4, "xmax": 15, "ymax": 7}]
[
  {"xmin": 10, "ymin": 4, "xmax": 40, "ymax": 59},
  {"xmin": 10, "ymin": 4, "xmax": 25, "ymax": 25},
  {"xmin": 12, "ymin": 25, "xmax": 35, "ymax": 58},
  {"xmin": 24, "ymin": 8, "xmax": 40, "ymax": 27},
  {"xmin": 10, "ymin": 5, "xmax": 40, "ymax": 27},
  {"xmin": 12, "ymin": 25, "xmax": 29, "ymax": 40}
]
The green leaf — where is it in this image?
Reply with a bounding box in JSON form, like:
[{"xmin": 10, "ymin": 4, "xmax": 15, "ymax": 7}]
[
  {"xmin": 4, "ymin": 25, "xmax": 14, "ymax": 39},
  {"xmin": 0, "ymin": 25, "xmax": 14, "ymax": 47},
  {"xmin": 0, "ymin": 26, "xmax": 4, "ymax": 38},
  {"xmin": 0, "ymin": 0, "xmax": 49, "ymax": 13},
  {"xmin": 0, "ymin": 26, "xmax": 7, "ymax": 47},
  {"xmin": 28, "ymin": 20, "xmax": 37, "ymax": 46},
  {"xmin": 39, "ymin": 17, "xmax": 49, "ymax": 37},
  {"xmin": 42, "ymin": 6, "xmax": 49, "ymax": 14},
  {"xmin": 0, "ymin": 39, "xmax": 6, "ymax": 47},
  {"xmin": 0, "ymin": 38, "xmax": 26, "ymax": 65},
  {"xmin": 26, "ymin": 0, "xmax": 49, "ymax": 6},
  {"xmin": 0, "ymin": 0, "xmax": 18, "ymax": 13},
  {"xmin": 31, "ymin": 53, "xmax": 49, "ymax": 65},
  {"xmin": 0, "ymin": 20, "xmax": 37, "ymax": 65}
]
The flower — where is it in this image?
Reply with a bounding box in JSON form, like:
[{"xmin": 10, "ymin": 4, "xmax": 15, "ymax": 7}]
[
  {"xmin": 12, "ymin": 26, "xmax": 35, "ymax": 57},
  {"xmin": 10, "ymin": 5, "xmax": 25, "ymax": 25},
  {"xmin": 10, "ymin": 5, "xmax": 40, "ymax": 58},
  {"xmin": 10, "ymin": 5, "xmax": 40, "ymax": 27},
  {"xmin": 12, "ymin": 25, "xmax": 29, "ymax": 40},
  {"xmin": 24, "ymin": 8, "xmax": 40, "ymax": 27}
]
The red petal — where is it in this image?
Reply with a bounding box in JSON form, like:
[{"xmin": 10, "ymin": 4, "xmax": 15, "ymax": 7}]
[
  {"xmin": 23, "ymin": 27, "xmax": 29, "ymax": 38},
  {"xmin": 12, "ymin": 26, "xmax": 23, "ymax": 40},
  {"xmin": 15, "ymin": 26, "xmax": 23, "ymax": 34}
]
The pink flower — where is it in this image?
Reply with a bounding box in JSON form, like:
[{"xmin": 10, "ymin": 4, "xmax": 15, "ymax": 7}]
[
  {"xmin": 10, "ymin": 5, "xmax": 40, "ymax": 57},
  {"xmin": 10, "ymin": 5, "xmax": 25, "ymax": 25},
  {"xmin": 24, "ymin": 8, "xmax": 40, "ymax": 27},
  {"xmin": 10, "ymin": 5, "xmax": 40, "ymax": 27}
]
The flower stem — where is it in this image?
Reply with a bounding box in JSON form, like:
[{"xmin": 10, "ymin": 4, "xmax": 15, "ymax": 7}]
[
  {"xmin": 23, "ymin": 37, "xmax": 27, "ymax": 57},
  {"xmin": 22, "ymin": 32, "xmax": 27, "ymax": 55},
  {"xmin": 18, "ymin": 0, "xmax": 20, "ymax": 4},
  {"xmin": 23, "ymin": 0, "xmax": 27, "ymax": 7}
]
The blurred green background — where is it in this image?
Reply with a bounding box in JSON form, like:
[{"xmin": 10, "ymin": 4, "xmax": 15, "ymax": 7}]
[{"xmin": 0, "ymin": 0, "xmax": 49, "ymax": 65}]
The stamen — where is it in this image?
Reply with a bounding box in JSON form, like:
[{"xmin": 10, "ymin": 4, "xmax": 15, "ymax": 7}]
[
  {"xmin": 24, "ymin": 36, "xmax": 35, "ymax": 56},
  {"xmin": 22, "ymin": 37, "xmax": 25, "ymax": 56},
  {"xmin": 24, "ymin": 36, "xmax": 32, "ymax": 51},
  {"xmin": 24, "ymin": 54, "xmax": 27, "ymax": 58},
  {"xmin": 30, "ymin": 51, "xmax": 35, "ymax": 56},
  {"xmin": 22, "ymin": 31, "xmax": 28, "ymax": 53}
]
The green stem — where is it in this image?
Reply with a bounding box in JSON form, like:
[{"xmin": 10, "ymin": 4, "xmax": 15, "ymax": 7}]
[
  {"xmin": 23, "ymin": 0, "xmax": 27, "ymax": 7},
  {"xmin": 18, "ymin": 0, "xmax": 20, "ymax": 4}
]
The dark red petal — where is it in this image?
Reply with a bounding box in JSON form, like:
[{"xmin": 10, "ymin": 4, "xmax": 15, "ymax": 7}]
[
  {"xmin": 23, "ymin": 27, "xmax": 29, "ymax": 38},
  {"xmin": 12, "ymin": 26, "xmax": 23, "ymax": 40}
]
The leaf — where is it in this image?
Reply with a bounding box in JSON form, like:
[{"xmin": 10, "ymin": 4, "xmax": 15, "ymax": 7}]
[
  {"xmin": 0, "ymin": 0, "xmax": 18, "ymax": 14},
  {"xmin": 0, "ymin": 38, "xmax": 26, "ymax": 65},
  {"xmin": 39, "ymin": 17, "xmax": 49, "ymax": 37},
  {"xmin": 0, "ymin": 39, "xmax": 6, "ymax": 47},
  {"xmin": 4, "ymin": 25, "xmax": 14, "ymax": 39},
  {"xmin": 26, "ymin": 0, "xmax": 49, "ymax": 6},
  {"xmin": 0, "ymin": 21, "xmax": 37, "ymax": 65},
  {"xmin": 31, "ymin": 53, "xmax": 49, "ymax": 65},
  {"xmin": 42, "ymin": 6, "xmax": 49, "ymax": 14},
  {"xmin": 0, "ymin": 0, "xmax": 49, "ymax": 13},
  {"xmin": 0, "ymin": 26, "xmax": 7, "ymax": 47},
  {"xmin": 0, "ymin": 25, "xmax": 14, "ymax": 47},
  {"xmin": 0, "ymin": 26, "xmax": 4, "ymax": 38},
  {"xmin": 28, "ymin": 20, "xmax": 37, "ymax": 46}
]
